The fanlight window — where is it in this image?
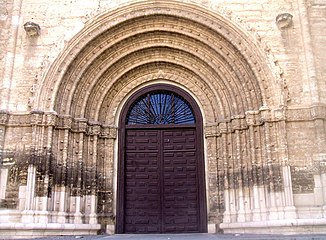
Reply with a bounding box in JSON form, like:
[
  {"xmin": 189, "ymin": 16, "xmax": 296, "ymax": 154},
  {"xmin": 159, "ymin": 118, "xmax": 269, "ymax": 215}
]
[{"xmin": 126, "ymin": 90, "xmax": 195, "ymax": 125}]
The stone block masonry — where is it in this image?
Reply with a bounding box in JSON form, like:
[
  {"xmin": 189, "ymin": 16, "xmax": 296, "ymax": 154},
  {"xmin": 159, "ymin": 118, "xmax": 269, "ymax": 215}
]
[{"xmin": 0, "ymin": 0, "xmax": 325, "ymax": 238}]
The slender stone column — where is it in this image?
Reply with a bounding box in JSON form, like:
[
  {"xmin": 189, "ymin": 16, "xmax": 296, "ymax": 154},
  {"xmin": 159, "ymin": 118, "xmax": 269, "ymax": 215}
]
[
  {"xmin": 21, "ymin": 164, "xmax": 36, "ymax": 223},
  {"xmin": 248, "ymin": 123, "xmax": 261, "ymax": 222},
  {"xmin": 256, "ymin": 126, "xmax": 267, "ymax": 221},
  {"xmin": 263, "ymin": 123, "xmax": 279, "ymax": 220},
  {"xmin": 205, "ymin": 124, "xmax": 219, "ymax": 232},
  {"xmin": 235, "ymin": 129, "xmax": 245, "ymax": 222},
  {"xmin": 221, "ymin": 122, "xmax": 231, "ymax": 223},
  {"xmin": 74, "ymin": 132, "xmax": 84, "ymax": 224},
  {"xmin": 57, "ymin": 128, "xmax": 69, "ymax": 223},
  {"xmin": 277, "ymin": 119, "xmax": 296, "ymax": 219},
  {"xmin": 227, "ymin": 132, "xmax": 237, "ymax": 223},
  {"xmin": 87, "ymin": 123, "xmax": 100, "ymax": 224}
]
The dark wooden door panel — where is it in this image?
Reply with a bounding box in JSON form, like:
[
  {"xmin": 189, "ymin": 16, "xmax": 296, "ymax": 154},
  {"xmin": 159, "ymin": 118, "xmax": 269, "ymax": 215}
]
[
  {"xmin": 124, "ymin": 130, "xmax": 161, "ymax": 233},
  {"xmin": 162, "ymin": 129, "xmax": 199, "ymax": 233},
  {"xmin": 123, "ymin": 128, "xmax": 202, "ymax": 233}
]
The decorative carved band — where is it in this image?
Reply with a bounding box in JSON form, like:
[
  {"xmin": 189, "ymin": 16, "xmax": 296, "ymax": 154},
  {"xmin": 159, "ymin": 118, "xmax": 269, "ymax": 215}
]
[
  {"xmin": 0, "ymin": 112, "xmax": 118, "ymax": 139},
  {"xmin": 0, "ymin": 106, "xmax": 325, "ymax": 139}
]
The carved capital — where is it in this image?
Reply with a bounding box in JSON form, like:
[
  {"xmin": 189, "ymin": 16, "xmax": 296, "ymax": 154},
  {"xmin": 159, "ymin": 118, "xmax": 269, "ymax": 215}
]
[
  {"xmin": 205, "ymin": 124, "xmax": 220, "ymax": 138},
  {"xmin": 218, "ymin": 122, "xmax": 229, "ymax": 134},
  {"xmin": 108, "ymin": 127, "xmax": 117, "ymax": 139},
  {"xmin": 56, "ymin": 115, "xmax": 72, "ymax": 129},
  {"xmin": 0, "ymin": 110, "xmax": 9, "ymax": 125},
  {"xmin": 100, "ymin": 126, "xmax": 117, "ymax": 139},
  {"xmin": 230, "ymin": 115, "xmax": 247, "ymax": 131},
  {"xmin": 87, "ymin": 122, "xmax": 101, "ymax": 136},
  {"xmin": 259, "ymin": 106, "xmax": 271, "ymax": 122},
  {"xmin": 30, "ymin": 110, "xmax": 44, "ymax": 125},
  {"xmin": 272, "ymin": 108, "xmax": 286, "ymax": 121},
  {"xmin": 245, "ymin": 110, "xmax": 263, "ymax": 126},
  {"xmin": 72, "ymin": 118, "xmax": 88, "ymax": 133},
  {"xmin": 45, "ymin": 112, "xmax": 57, "ymax": 126}
]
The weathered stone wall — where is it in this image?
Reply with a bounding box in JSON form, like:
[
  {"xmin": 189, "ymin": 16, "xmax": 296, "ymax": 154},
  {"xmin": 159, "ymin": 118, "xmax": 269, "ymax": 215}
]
[
  {"xmin": 0, "ymin": 0, "xmax": 325, "ymax": 237},
  {"xmin": 309, "ymin": 0, "xmax": 326, "ymax": 104},
  {"xmin": 0, "ymin": 0, "xmax": 14, "ymax": 110}
]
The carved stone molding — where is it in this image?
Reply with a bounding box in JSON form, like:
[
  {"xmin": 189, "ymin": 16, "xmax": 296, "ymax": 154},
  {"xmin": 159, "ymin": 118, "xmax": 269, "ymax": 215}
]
[
  {"xmin": 2, "ymin": 106, "xmax": 323, "ymax": 131},
  {"xmin": 287, "ymin": 105, "xmax": 326, "ymax": 121},
  {"xmin": 37, "ymin": 0, "xmax": 285, "ymax": 115}
]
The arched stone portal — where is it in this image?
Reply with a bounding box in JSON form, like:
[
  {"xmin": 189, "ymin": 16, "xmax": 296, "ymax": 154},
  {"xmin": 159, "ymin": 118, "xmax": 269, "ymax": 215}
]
[
  {"xmin": 1, "ymin": 0, "xmax": 310, "ymax": 237},
  {"xmin": 116, "ymin": 84, "xmax": 207, "ymax": 233}
]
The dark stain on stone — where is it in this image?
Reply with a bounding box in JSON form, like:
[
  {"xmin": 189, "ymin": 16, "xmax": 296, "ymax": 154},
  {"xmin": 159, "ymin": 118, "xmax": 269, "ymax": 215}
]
[
  {"xmin": 217, "ymin": 163, "xmax": 284, "ymax": 192},
  {"xmin": 291, "ymin": 166, "xmax": 315, "ymax": 194},
  {"xmin": 0, "ymin": 148, "xmax": 113, "ymax": 222}
]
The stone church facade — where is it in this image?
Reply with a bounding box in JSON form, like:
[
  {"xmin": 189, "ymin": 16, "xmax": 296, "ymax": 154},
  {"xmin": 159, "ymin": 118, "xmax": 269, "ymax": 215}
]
[{"xmin": 0, "ymin": 0, "xmax": 325, "ymax": 237}]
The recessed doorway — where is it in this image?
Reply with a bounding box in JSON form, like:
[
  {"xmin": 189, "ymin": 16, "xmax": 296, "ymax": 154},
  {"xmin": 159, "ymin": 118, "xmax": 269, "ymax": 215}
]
[{"xmin": 116, "ymin": 84, "xmax": 207, "ymax": 233}]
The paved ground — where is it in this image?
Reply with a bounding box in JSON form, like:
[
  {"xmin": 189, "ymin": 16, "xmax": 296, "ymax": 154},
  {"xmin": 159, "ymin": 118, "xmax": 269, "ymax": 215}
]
[{"xmin": 28, "ymin": 233, "xmax": 326, "ymax": 240}]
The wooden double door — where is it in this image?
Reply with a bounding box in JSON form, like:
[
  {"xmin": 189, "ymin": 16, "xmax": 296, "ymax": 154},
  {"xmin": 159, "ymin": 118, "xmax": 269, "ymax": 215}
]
[{"xmin": 121, "ymin": 127, "xmax": 206, "ymax": 233}]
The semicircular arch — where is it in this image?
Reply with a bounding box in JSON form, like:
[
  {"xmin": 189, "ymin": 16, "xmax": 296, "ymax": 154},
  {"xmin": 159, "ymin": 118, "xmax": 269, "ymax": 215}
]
[{"xmin": 35, "ymin": 0, "xmax": 282, "ymax": 126}]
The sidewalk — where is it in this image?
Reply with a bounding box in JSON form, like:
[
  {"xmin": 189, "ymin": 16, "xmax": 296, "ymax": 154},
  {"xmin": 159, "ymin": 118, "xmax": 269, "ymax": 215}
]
[{"xmin": 28, "ymin": 233, "xmax": 326, "ymax": 240}]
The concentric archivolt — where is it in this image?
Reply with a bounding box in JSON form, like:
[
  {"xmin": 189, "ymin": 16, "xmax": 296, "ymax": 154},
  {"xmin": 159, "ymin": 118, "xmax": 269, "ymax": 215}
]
[{"xmin": 36, "ymin": 0, "xmax": 281, "ymax": 126}]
